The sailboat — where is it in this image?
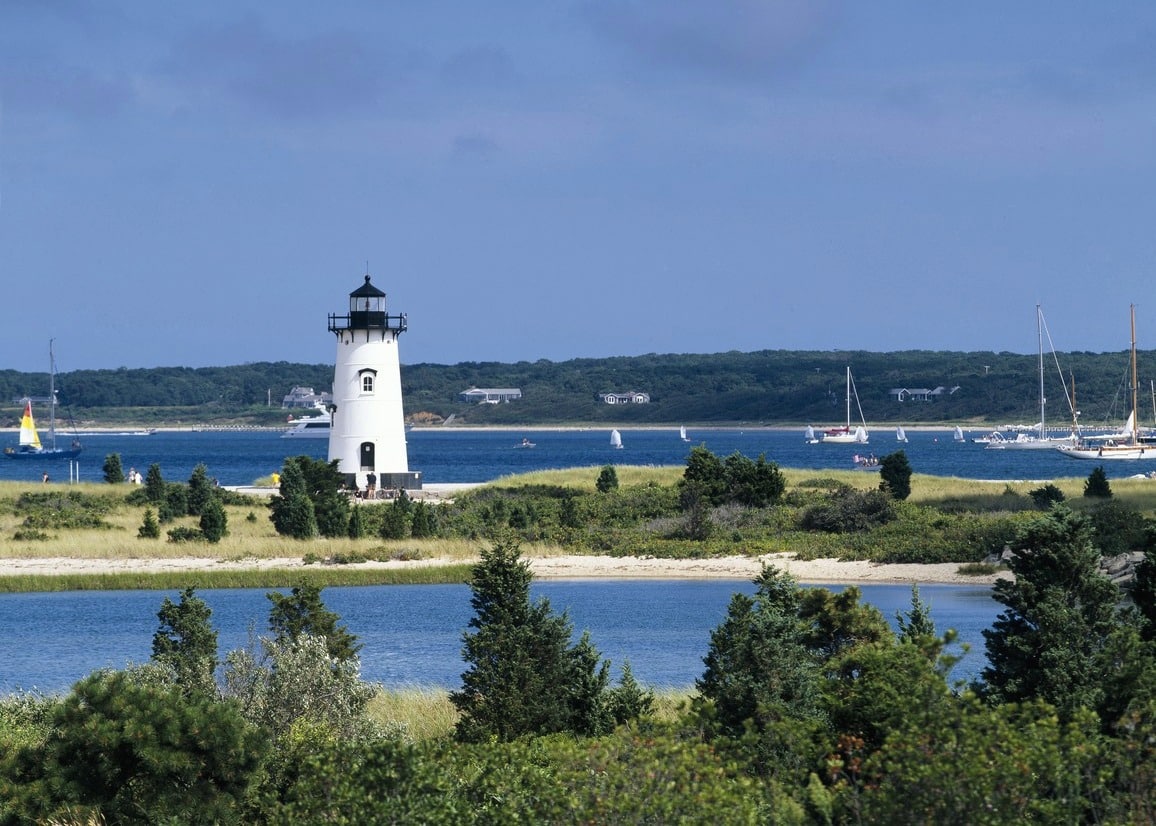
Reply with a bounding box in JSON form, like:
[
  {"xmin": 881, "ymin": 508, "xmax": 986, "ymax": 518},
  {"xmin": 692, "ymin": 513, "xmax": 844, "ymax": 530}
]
[
  {"xmin": 679, "ymin": 425, "xmax": 691, "ymax": 442},
  {"xmin": 610, "ymin": 429, "xmax": 623, "ymax": 449},
  {"xmin": 988, "ymin": 305, "xmax": 1079, "ymax": 450},
  {"xmin": 1059, "ymin": 305, "xmax": 1154, "ymax": 460},
  {"xmin": 896, "ymin": 426, "xmax": 908, "ymax": 443},
  {"xmin": 821, "ymin": 367, "xmax": 869, "ymax": 444},
  {"xmin": 804, "ymin": 425, "xmax": 819, "ymax": 444},
  {"xmin": 953, "ymin": 426, "xmax": 965, "ymax": 442},
  {"xmin": 4, "ymin": 341, "xmax": 83, "ymax": 460}
]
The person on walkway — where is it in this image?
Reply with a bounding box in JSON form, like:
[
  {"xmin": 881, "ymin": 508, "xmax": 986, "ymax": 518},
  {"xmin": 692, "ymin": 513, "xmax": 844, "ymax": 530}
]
[{"xmin": 366, "ymin": 472, "xmax": 377, "ymax": 499}]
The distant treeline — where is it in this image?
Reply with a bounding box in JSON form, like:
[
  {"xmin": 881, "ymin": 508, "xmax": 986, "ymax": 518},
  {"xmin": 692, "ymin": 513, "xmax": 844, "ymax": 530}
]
[{"xmin": 0, "ymin": 349, "xmax": 1150, "ymax": 427}]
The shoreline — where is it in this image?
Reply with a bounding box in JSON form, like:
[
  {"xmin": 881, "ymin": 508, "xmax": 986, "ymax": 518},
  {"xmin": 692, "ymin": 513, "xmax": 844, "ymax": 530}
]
[{"xmin": 0, "ymin": 552, "xmax": 1007, "ymax": 587}]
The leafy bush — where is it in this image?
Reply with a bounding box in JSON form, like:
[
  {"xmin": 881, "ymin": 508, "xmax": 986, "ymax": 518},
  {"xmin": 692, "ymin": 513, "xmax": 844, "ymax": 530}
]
[
  {"xmin": 1029, "ymin": 483, "xmax": 1066, "ymax": 509},
  {"xmin": 596, "ymin": 465, "xmax": 619, "ymax": 493},
  {"xmin": 166, "ymin": 526, "xmax": 204, "ymax": 543},
  {"xmin": 800, "ymin": 488, "xmax": 896, "ymax": 533}
]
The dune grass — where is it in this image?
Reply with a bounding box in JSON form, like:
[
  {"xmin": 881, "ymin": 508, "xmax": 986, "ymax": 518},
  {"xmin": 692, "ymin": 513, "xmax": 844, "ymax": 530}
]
[{"xmin": 366, "ymin": 686, "xmax": 695, "ymax": 743}]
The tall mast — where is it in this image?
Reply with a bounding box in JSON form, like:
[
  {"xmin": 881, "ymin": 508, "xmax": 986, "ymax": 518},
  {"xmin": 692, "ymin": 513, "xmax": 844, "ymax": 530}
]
[
  {"xmin": 1130, "ymin": 304, "xmax": 1138, "ymax": 443},
  {"xmin": 845, "ymin": 366, "xmax": 851, "ymax": 430},
  {"xmin": 48, "ymin": 339, "xmax": 57, "ymax": 450},
  {"xmin": 1036, "ymin": 304, "xmax": 1045, "ymax": 439}
]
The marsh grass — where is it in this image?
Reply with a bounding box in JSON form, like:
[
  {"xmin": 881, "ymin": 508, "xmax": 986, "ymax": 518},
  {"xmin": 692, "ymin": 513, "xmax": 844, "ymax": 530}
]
[{"xmin": 364, "ymin": 685, "xmax": 696, "ymax": 742}]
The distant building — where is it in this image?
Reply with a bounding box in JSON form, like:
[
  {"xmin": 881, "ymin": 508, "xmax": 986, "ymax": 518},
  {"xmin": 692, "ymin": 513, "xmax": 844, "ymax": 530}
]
[
  {"xmin": 598, "ymin": 391, "xmax": 650, "ymax": 405},
  {"xmin": 458, "ymin": 387, "xmax": 523, "ymax": 404},
  {"xmin": 889, "ymin": 386, "xmax": 960, "ymax": 402},
  {"xmin": 282, "ymin": 386, "xmax": 332, "ymax": 409}
]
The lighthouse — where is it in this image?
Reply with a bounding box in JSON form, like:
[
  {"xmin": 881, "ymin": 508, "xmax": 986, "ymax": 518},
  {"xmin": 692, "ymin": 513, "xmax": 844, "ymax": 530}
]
[{"xmin": 327, "ymin": 274, "xmax": 421, "ymax": 493}]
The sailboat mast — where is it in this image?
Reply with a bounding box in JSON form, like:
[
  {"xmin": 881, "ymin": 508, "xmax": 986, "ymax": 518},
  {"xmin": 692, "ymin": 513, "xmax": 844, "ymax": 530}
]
[
  {"xmin": 48, "ymin": 339, "xmax": 57, "ymax": 450},
  {"xmin": 1130, "ymin": 304, "xmax": 1138, "ymax": 443},
  {"xmin": 845, "ymin": 366, "xmax": 851, "ymax": 429},
  {"xmin": 1036, "ymin": 304, "xmax": 1045, "ymax": 439}
]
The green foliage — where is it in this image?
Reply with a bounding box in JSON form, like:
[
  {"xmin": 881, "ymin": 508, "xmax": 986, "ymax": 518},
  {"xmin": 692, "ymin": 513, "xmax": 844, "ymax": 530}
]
[
  {"xmin": 347, "ymin": 503, "xmax": 365, "ymax": 539},
  {"xmin": 1084, "ymin": 464, "xmax": 1113, "ymax": 498},
  {"xmin": 267, "ymin": 584, "xmax": 361, "ymax": 663},
  {"xmin": 159, "ymin": 482, "xmax": 189, "ymax": 523},
  {"xmin": 595, "ymin": 464, "xmax": 619, "ymax": 493},
  {"xmin": 222, "ymin": 634, "xmax": 377, "ymax": 744},
  {"xmin": 166, "ymin": 525, "xmax": 204, "ymax": 543},
  {"xmin": 101, "ymin": 453, "xmax": 124, "ymax": 484},
  {"xmin": 138, "ymin": 507, "xmax": 160, "ymax": 539},
  {"xmin": 1029, "ymin": 482, "xmax": 1066, "ymax": 508},
  {"xmin": 878, "ymin": 450, "xmax": 912, "ymax": 500},
  {"xmin": 186, "ymin": 463, "xmax": 214, "ymax": 516},
  {"xmin": 409, "ymin": 500, "xmax": 434, "ymax": 538},
  {"xmin": 144, "ymin": 462, "xmax": 165, "ymax": 504},
  {"xmin": 199, "ymin": 496, "xmax": 228, "ymax": 543},
  {"xmin": 379, "ymin": 497, "xmax": 410, "ymax": 539},
  {"xmin": 2, "ymin": 670, "xmax": 264, "ymax": 825},
  {"xmin": 980, "ymin": 505, "xmax": 1124, "ymax": 721},
  {"xmin": 1087, "ymin": 499, "xmax": 1150, "ymax": 557},
  {"xmin": 1134, "ymin": 538, "xmax": 1156, "ymax": 642},
  {"xmin": 895, "ymin": 584, "xmax": 937, "ymax": 643},
  {"xmin": 14, "ymin": 490, "xmax": 116, "ymax": 530},
  {"xmin": 682, "ymin": 445, "xmax": 728, "ymax": 505},
  {"xmin": 800, "ymin": 487, "xmax": 896, "ymax": 533},
  {"xmin": 724, "ymin": 451, "xmax": 787, "ymax": 507},
  {"xmin": 151, "ymin": 587, "xmax": 219, "ymax": 698},
  {"xmin": 451, "ymin": 536, "xmax": 614, "ymax": 742},
  {"xmin": 605, "ymin": 661, "xmax": 656, "ymax": 725},
  {"xmin": 268, "ymin": 457, "xmax": 318, "ymax": 539}
]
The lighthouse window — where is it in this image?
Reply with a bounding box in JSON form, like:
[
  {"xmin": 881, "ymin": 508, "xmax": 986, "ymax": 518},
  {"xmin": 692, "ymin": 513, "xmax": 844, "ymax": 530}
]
[{"xmin": 362, "ymin": 375, "xmax": 375, "ymax": 393}]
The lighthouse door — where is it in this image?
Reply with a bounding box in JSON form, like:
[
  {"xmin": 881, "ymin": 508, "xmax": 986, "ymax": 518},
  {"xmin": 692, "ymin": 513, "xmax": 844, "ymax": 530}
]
[{"xmin": 359, "ymin": 442, "xmax": 375, "ymax": 471}]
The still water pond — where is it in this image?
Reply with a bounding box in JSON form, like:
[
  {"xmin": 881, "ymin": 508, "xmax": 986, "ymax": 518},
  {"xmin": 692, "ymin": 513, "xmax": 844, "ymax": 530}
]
[{"xmin": 0, "ymin": 581, "xmax": 1000, "ymax": 695}]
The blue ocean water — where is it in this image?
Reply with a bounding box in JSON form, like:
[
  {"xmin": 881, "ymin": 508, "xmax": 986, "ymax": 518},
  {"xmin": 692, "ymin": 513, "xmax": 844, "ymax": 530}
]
[
  {"xmin": 3, "ymin": 425, "xmax": 1151, "ymax": 487},
  {"xmin": 0, "ymin": 581, "xmax": 999, "ymax": 695}
]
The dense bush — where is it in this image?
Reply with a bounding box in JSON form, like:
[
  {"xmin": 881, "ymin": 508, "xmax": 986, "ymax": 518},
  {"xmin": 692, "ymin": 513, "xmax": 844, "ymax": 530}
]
[{"xmin": 800, "ymin": 487, "xmax": 897, "ymax": 533}]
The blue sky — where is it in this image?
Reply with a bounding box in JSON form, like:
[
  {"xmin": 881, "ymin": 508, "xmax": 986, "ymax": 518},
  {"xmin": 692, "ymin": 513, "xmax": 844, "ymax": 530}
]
[{"xmin": 2, "ymin": 2, "xmax": 1156, "ymax": 372}]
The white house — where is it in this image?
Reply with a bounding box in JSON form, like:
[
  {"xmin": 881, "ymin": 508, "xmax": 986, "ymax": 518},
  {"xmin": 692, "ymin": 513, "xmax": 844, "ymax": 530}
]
[
  {"xmin": 599, "ymin": 391, "xmax": 650, "ymax": 405},
  {"xmin": 282, "ymin": 386, "xmax": 332, "ymax": 410},
  {"xmin": 458, "ymin": 387, "xmax": 523, "ymax": 404}
]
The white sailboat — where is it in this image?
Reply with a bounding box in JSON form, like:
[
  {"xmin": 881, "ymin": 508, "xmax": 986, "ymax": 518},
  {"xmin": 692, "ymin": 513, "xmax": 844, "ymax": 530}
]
[
  {"xmin": 988, "ymin": 305, "xmax": 1079, "ymax": 450},
  {"xmin": 822, "ymin": 367, "xmax": 869, "ymax": 444},
  {"xmin": 610, "ymin": 429, "xmax": 623, "ymax": 449},
  {"xmin": 804, "ymin": 425, "xmax": 819, "ymax": 444},
  {"xmin": 953, "ymin": 426, "xmax": 965, "ymax": 442},
  {"xmin": 680, "ymin": 425, "xmax": 691, "ymax": 442},
  {"xmin": 1059, "ymin": 305, "xmax": 1154, "ymax": 460},
  {"xmin": 896, "ymin": 426, "xmax": 908, "ymax": 443}
]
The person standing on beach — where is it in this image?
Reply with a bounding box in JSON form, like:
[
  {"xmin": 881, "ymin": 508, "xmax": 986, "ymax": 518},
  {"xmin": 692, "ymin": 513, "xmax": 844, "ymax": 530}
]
[
  {"xmin": 42, "ymin": 471, "xmax": 49, "ymax": 483},
  {"xmin": 366, "ymin": 472, "xmax": 377, "ymax": 499}
]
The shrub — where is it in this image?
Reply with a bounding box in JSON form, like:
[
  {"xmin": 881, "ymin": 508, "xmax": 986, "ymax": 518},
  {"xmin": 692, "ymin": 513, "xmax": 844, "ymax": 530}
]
[
  {"xmin": 166, "ymin": 526, "xmax": 204, "ymax": 543},
  {"xmin": 1084, "ymin": 465, "xmax": 1113, "ymax": 499},
  {"xmin": 878, "ymin": 450, "xmax": 912, "ymax": 500},
  {"xmin": 199, "ymin": 497, "xmax": 228, "ymax": 543},
  {"xmin": 596, "ymin": 465, "xmax": 619, "ymax": 493},
  {"xmin": 1029, "ymin": 483, "xmax": 1066, "ymax": 509},
  {"xmin": 138, "ymin": 508, "xmax": 160, "ymax": 539},
  {"xmin": 101, "ymin": 453, "xmax": 124, "ymax": 484},
  {"xmin": 801, "ymin": 488, "xmax": 896, "ymax": 533}
]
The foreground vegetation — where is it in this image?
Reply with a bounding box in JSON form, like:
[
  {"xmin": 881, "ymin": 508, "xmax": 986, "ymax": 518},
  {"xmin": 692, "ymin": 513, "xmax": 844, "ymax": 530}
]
[{"xmin": 4, "ymin": 502, "xmax": 1156, "ymax": 823}]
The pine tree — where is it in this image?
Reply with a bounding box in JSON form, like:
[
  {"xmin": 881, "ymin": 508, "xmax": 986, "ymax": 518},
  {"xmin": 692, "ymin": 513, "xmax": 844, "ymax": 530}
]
[
  {"xmin": 152, "ymin": 587, "xmax": 220, "ymax": 698},
  {"xmin": 269, "ymin": 459, "xmax": 318, "ymax": 539},
  {"xmin": 879, "ymin": 450, "xmax": 913, "ymax": 500},
  {"xmin": 186, "ymin": 463, "xmax": 214, "ymax": 517},
  {"xmin": 267, "ymin": 584, "xmax": 361, "ymax": 662},
  {"xmin": 199, "ymin": 497, "xmax": 228, "ymax": 543},
  {"xmin": 144, "ymin": 463, "xmax": 166, "ymax": 504},
  {"xmin": 102, "ymin": 453, "xmax": 125, "ymax": 484},
  {"xmin": 138, "ymin": 508, "xmax": 161, "ymax": 539},
  {"xmin": 596, "ymin": 465, "xmax": 619, "ymax": 493},
  {"xmin": 451, "ymin": 536, "xmax": 611, "ymax": 742},
  {"xmin": 979, "ymin": 505, "xmax": 1121, "ymax": 720},
  {"xmin": 1084, "ymin": 465, "xmax": 1113, "ymax": 498}
]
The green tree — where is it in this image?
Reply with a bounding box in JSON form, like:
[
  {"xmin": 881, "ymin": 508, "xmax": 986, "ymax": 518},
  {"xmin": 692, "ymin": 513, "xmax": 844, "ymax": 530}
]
[
  {"xmin": 138, "ymin": 507, "xmax": 160, "ymax": 539},
  {"xmin": 1084, "ymin": 464, "xmax": 1113, "ymax": 498},
  {"xmin": 347, "ymin": 504, "xmax": 365, "ymax": 539},
  {"xmin": 144, "ymin": 462, "xmax": 165, "ymax": 504},
  {"xmin": 101, "ymin": 453, "xmax": 124, "ymax": 484},
  {"xmin": 451, "ymin": 536, "xmax": 611, "ymax": 742},
  {"xmin": 268, "ymin": 458, "xmax": 318, "ymax": 539},
  {"xmin": 979, "ymin": 505, "xmax": 1121, "ymax": 720},
  {"xmin": 724, "ymin": 451, "xmax": 786, "ymax": 507},
  {"xmin": 410, "ymin": 500, "xmax": 434, "ymax": 538},
  {"xmin": 595, "ymin": 464, "xmax": 619, "ymax": 493},
  {"xmin": 878, "ymin": 449, "xmax": 913, "ymax": 500},
  {"xmin": 151, "ymin": 587, "xmax": 219, "ymax": 698},
  {"xmin": 895, "ymin": 583, "xmax": 936, "ymax": 643},
  {"xmin": 605, "ymin": 661, "xmax": 655, "ymax": 725},
  {"xmin": 186, "ymin": 463, "xmax": 214, "ymax": 517},
  {"xmin": 199, "ymin": 496, "xmax": 228, "ymax": 543},
  {"xmin": 8, "ymin": 670, "xmax": 263, "ymax": 825},
  {"xmin": 681, "ymin": 445, "xmax": 727, "ymax": 506},
  {"xmin": 268, "ymin": 584, "xmax": 360, "ymax": 663},
  {"xmin": 379, "ymin": 497, "xmax": 410, "ymax": 539}
]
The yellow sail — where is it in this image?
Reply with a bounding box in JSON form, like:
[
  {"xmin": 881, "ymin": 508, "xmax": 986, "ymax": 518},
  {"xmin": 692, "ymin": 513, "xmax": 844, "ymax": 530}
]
[{"xmin": 18, "ymin": 401, "xmax": 42, "ymax": 449}]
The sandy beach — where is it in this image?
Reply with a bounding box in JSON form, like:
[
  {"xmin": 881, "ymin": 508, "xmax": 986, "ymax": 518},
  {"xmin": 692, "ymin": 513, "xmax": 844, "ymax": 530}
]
[{"xmin": 0, "ymin": 552, "xmax": 1006, "ymax": 586}]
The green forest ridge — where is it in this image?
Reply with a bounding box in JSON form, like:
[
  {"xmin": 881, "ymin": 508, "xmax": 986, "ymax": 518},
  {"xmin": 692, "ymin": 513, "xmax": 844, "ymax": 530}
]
[{"xmin": 1, "ymin": 348, "xmax": 1151, "ymax": 428}]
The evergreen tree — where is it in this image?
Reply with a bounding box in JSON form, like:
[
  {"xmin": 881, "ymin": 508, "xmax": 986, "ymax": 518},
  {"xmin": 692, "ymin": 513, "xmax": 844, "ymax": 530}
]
[
  {"xmin": 878, "ymin": 450, "xmax": 913, "ymax": 500},
  {"xmin": 596, "ymin": 465, "xmax": 619, "ymax": 493},
  {"xmin": 347, "ymin": 504, "xmax": 365, "ymax": 539},
  {"xmin": 379, "ymin": 498, "xmax": 410, "ymax": 539},
  {"xmin": 186, "ymin": 463, "xmax": 214, "ymax": 517},
  {"xmin": 451, "ymin": 536, "xmax": 610, "ymax": 742},
  {"xmin": 101, "ymin": 453, "xmax": 125, "ymax": 484},
  {"xmin": 269, "ymin": 459, "xmax": 318, "ymax": 539},
  {"xmin": 138, "ymin": 508, "xmax": 160, "ymax": 539},
  {"xmin": 409, "ymin": 500, "xmax": 433, "ymax": 538},
  {"xmin": 895, "ymin": 583, "xmax": 936, "ymax": 643},
  {"xmin": 681, "ymin": 445, "xmax": 727, "ymax": 506},
  {"xmin": 152, "ymin": 587, "xmax": 219, "ymax": 698},
  {"xmin": 1084, "ymin": 465, "xmax": 1113, "ymax": 498},
  {"xmin": 199, "ymin": 496, "xmax": 228, "ymax": 543},
  {"xmin": 605, "ymin": 661, "xmax": 655, "ymax": 724},
  {"xmin": 979, "ymin": 505, "xmax": 1121, "ymax": 720},
  {"xmin": 267, "ymin": 584, "xmax": 361, "ymax": 662},
  {"xmin": 144, "ymin": 463, "xmax": 166, "ymax": 504}
]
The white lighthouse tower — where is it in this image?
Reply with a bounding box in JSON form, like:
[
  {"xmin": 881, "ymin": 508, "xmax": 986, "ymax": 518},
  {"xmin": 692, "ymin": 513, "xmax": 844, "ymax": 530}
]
[{"xmin": 327, "ymin": 274, "xmax": 421, "ymax": 492}]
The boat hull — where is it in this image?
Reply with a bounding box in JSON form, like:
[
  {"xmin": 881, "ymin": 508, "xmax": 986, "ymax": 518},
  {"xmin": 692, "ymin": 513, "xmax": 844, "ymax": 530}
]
[
  {"xmin": 1058, "ymin": 445, "xmax": 1156, "ymax": 460},
  {"xmin": 4, "ymin": 446, "xmax": 83, "ymax": 460}
]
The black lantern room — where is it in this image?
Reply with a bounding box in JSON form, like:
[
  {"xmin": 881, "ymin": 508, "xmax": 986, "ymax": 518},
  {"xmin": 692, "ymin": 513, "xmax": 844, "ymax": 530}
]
[{"xmin": 329, "ymin": 274, "xmax": 407, "ymax": 338}]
